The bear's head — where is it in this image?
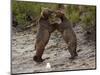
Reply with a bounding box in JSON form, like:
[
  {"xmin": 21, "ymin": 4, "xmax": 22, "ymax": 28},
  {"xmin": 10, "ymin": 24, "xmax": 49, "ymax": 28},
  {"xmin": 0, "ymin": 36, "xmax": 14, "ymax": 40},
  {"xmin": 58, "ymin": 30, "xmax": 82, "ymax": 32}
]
[{"xmin": 41, "ymin": 8, "xmax": 53, "ymax": 19}]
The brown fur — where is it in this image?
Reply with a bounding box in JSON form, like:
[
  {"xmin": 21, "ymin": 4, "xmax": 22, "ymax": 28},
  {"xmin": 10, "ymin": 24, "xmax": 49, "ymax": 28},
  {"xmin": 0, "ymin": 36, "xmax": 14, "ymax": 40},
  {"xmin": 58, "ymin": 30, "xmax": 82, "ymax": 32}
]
[{"xmin": 33, "ymin": 8, "xmax": 78, "ymax": 62}]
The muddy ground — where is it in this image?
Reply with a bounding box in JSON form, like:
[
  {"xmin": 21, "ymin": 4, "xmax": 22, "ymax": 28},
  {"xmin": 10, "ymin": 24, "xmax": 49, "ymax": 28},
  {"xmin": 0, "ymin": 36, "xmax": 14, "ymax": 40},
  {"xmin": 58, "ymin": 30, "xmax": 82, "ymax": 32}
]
[{"xmin": 11, "ymin": 24, "xmax": 96, "ymax": 74}]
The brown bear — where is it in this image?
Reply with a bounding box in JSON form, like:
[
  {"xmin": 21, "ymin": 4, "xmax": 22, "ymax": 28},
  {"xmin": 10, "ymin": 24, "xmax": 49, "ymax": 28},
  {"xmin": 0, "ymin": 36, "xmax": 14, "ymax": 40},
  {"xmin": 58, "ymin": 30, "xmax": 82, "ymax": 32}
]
[{"xmin": 33, "ymin": 7, "xmax": 78, "ymax": 62}]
